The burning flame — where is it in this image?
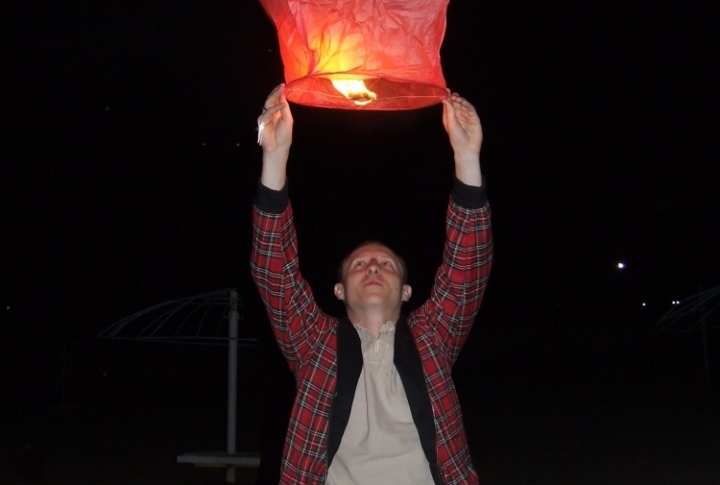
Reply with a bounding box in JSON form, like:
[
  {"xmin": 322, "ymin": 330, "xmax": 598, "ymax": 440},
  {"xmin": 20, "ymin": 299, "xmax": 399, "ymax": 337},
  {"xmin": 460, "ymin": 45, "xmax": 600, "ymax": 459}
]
[{"xmin": 331, "ymin": 79, "xmax": 377, "ymax": 106}]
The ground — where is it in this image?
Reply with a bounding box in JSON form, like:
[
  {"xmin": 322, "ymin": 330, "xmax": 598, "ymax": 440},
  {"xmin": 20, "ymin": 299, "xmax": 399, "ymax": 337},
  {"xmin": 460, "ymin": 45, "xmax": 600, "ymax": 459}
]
[{"xmin": 2, "ymin": 330, "xmax": 719, "ymax": 484}]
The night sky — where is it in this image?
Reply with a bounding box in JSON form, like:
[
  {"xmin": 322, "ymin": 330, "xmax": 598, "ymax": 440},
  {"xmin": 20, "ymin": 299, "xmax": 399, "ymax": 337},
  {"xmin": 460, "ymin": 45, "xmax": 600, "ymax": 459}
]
[
  {"xmin": 3, "ymin": 0, "xmax": 718, "ymax": 341},
  {"xmin": 2, "ymin": 0, "xmax": 720, "ymax": 482}
]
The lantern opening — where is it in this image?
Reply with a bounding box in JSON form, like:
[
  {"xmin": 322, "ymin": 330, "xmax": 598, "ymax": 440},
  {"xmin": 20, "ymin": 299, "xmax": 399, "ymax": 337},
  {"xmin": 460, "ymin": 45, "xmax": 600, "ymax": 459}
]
[
  {"xmin": 284, "ymin": 75, "xmax": 448, "ymax": 110},
  {"xmin": 330, "ymin": 79, "xmax": 377, "ymax": 106}
]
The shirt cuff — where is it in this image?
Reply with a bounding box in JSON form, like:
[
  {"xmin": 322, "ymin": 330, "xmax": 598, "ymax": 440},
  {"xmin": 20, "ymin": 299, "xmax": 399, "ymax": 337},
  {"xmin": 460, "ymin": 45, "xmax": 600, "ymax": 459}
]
[
  {"xmin": 254, "ymin": 180, "xmax": 289, "ymax": 214},
  {"xmin": 451, "ymin": 176, "xmax": 487, "ymax": 209}
]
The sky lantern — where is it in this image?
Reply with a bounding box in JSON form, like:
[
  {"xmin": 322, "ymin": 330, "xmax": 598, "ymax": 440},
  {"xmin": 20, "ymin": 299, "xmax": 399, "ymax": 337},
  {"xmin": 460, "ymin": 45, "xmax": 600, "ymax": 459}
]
[{"xmin": 259, "ymin": 0, "xmax": 451, "ymax": 110}]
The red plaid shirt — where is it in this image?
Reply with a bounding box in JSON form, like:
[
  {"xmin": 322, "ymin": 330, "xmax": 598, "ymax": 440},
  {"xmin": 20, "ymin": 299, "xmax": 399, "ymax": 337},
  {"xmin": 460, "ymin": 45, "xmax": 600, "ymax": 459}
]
[{"xmin": 251, "ymin": 188, "xmax": 492, "ymax": 485}]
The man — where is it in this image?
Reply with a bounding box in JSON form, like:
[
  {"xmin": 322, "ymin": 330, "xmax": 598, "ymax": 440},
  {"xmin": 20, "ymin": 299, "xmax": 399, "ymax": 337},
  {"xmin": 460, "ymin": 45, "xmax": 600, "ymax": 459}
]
[{"xmin": 251, "ymin": 84, "xmax": 493, "ymax": 485}]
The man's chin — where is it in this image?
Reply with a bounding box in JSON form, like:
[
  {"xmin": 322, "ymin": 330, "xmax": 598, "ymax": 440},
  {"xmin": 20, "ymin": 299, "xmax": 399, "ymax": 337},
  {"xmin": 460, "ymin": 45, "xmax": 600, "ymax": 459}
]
[{"xmin": 354, "ymin": 295, "xmax": 402, "ymax": 308}]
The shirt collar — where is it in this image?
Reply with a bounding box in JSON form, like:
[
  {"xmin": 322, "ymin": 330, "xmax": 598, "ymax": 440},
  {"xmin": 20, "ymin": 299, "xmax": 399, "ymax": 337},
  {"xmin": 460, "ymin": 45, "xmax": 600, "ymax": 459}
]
[{"xmin": 353, "ymin": 321, "xmax": 396, "ymax": 341}]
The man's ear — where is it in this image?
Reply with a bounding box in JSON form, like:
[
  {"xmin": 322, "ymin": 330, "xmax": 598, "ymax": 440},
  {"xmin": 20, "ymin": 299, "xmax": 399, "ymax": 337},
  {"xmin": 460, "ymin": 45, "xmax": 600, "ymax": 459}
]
[
  {"xmin": 334, "ymin": 283, "xmax": 346, "ymax": 301},
  {"xmin": 401, "ymin": 285, "xmax": 412, "ymax": 302}
]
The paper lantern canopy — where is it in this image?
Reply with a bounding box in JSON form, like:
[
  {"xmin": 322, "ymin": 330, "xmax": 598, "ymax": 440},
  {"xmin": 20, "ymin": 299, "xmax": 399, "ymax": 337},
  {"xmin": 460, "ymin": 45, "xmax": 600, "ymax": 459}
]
[{"xmin": 259, "ymin": 0, "xmax": 451, "ymax": 110}]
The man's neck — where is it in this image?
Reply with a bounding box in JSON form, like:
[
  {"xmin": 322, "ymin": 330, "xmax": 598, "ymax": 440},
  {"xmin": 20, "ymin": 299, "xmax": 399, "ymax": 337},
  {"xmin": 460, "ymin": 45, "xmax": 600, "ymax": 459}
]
[{"xmin": 346, "ymin": 308, "xmax": 401, "ymax": 338}]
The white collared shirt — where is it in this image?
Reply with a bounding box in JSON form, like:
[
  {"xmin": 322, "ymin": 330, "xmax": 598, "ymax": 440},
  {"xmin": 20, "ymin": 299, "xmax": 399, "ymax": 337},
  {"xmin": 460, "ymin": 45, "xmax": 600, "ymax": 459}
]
[{"xmin": 325, "ymin": 322, "xmax": 435, "ymax": 485}]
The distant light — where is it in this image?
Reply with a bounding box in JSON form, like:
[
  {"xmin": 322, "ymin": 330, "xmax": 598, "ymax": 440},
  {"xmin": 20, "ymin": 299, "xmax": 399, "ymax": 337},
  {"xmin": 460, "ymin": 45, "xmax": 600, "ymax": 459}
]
[
  {"xmin": 617, "ymin": 262, "xmax": 625, "ymax": 269},
  {"xmin": 642, "ymin": 303, "xmax": 646, "ymax": 307},
  {"xmin": 5, "ymin": 306, "xmax": 9, "ymax": 310}
]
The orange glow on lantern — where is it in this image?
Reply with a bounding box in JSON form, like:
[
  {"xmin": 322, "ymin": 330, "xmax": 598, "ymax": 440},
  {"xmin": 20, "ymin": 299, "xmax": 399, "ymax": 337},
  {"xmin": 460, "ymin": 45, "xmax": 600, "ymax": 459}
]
[{"xmin": 258, "ymin": 0, "xmax": 450, "ymax": 110}]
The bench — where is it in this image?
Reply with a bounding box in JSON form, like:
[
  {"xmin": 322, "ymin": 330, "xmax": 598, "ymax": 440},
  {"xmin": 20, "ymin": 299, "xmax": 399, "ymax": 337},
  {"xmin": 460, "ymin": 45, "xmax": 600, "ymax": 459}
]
[{"xmin": 177, "ymin": 451, "xmax": 261, "ymax": 468}]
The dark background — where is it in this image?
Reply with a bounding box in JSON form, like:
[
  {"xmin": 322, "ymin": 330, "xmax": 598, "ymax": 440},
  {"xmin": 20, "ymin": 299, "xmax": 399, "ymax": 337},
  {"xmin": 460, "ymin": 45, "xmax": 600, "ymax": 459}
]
[{"xmin": 1, "ymin": 0, "xmax": 719, "ymax": 483}]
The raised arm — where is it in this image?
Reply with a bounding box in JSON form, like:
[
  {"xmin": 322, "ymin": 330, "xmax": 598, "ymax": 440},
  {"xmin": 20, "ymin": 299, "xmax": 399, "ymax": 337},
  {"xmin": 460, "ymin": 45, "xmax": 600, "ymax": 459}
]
[
  {"xmin": 413, "ymin": 94, "xmax": 492, "ymax": 362},
  {"xmin": 257, "ymin": 83, "xmax": 293, "ymax": 190},
  {"xmin": 251, "ymin": 85, "xmax": 334, "ymax": 373}
]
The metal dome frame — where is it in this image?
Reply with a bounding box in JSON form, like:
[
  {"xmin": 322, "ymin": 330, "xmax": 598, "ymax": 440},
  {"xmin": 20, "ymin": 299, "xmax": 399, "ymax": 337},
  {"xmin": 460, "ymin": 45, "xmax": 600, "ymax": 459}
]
[
  {"xmin": 655, "ymin": 285, "xmax": 720, "ymax": 382},
  {"xmin": 98, "ymin": 288, "xmax": 259, "ymax": 483}
]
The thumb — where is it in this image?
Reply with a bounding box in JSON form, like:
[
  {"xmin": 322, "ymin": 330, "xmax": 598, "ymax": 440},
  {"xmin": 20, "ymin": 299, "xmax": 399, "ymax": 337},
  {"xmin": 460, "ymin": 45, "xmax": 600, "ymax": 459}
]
[{"xmin": 442, "ymin": 98, "xmax": 455, "ymax": 132}]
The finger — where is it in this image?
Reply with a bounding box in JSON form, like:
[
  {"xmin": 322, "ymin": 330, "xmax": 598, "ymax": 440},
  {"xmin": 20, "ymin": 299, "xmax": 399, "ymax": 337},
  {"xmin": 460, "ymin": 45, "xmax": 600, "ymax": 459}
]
[
  {"xmin": 461, "ymin": 99, "xmax": 480, "ymax": 121},
  {"xmin": 269, "ymin": 83, "xmax": 284, "ymax": 98},
  {"xmin": 452, "ymin": 97, "xmax": 476, "ymax": 120},
  {"xmin": 264, "ymin": 83, "xmax": 286, "ymax": 109},
  {"xmin": 442, "ymin": 98, "xmax": 455, "ymax": 130},
  {"xmin": 442, "ymin": 97, "xmax": 454, "ymax": 115},
  {"xmin": 257, "ymin": 103, "xmax": 286, "ymax": 126},
  {"xmin": 278, "ymin": 91, "xmax": 293, "ymax": 123},
  {"xmin": 265, "ymin": 103, "xmax": 286, "ymax": 116},
  {"xmin": 449, "ymin": 95, "xmax": 465, "ymax": 115}
]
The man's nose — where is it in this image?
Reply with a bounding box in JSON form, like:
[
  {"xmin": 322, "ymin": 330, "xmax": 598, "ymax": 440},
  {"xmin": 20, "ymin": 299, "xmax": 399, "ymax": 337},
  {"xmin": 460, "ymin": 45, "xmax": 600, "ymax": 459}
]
[{"xmin": 366, "ymin": 261, "xmax": 380, "ymax": 274}]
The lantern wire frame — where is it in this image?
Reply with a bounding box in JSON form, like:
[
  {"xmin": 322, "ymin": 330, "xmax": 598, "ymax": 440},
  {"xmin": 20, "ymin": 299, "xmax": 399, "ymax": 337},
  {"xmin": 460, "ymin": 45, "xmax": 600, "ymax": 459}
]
[
  {"xmin": 654, "ymin": 285, "xmax": 720, "ymax": 382},
  {"xmin": 285, "ymin": 75, "xmax": 449, "ymax": 110},
  {"xmin": 98, "ymin": 288, "xmax": 260, "ymax": 483}
]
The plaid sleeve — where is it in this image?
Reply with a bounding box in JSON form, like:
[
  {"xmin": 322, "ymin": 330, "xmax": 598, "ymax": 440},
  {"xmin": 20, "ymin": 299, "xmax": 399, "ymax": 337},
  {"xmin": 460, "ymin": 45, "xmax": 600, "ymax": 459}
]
[
  {"xmin": 414, "ymin": 196, "xmax": 493, "ymax": 363},
  {"xmin": 250, "ymin": 201, "xmax": 332, "ymax": 373}
]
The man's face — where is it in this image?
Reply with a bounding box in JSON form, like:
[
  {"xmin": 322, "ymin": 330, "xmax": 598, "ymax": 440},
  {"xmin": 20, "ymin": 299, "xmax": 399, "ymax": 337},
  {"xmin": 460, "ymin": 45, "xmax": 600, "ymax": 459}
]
[{"xmin": 334, "ymin": 243, "xmax": 411, "ymax": 311}]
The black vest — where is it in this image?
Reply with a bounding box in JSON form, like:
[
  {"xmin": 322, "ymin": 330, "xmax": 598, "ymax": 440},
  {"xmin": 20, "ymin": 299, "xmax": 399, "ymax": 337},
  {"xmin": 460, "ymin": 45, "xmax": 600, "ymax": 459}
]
[{"xmin": 327, "ymin": 317, "xmax": 441, "ymax": 485}]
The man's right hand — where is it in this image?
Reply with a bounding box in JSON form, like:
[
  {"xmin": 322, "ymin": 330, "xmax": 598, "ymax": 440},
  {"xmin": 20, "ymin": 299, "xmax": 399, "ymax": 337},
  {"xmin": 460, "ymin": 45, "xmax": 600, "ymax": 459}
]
[{"xmin": 258, "ymin": 84, "xmax": 293, "ymax": 190}]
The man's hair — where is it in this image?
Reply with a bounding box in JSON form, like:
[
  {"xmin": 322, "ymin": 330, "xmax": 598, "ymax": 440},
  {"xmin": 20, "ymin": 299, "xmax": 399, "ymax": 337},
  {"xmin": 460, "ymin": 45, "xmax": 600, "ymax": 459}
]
[{"xmin": 337, "ymin": 240, "xmax": 409, "ymax": 284}]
